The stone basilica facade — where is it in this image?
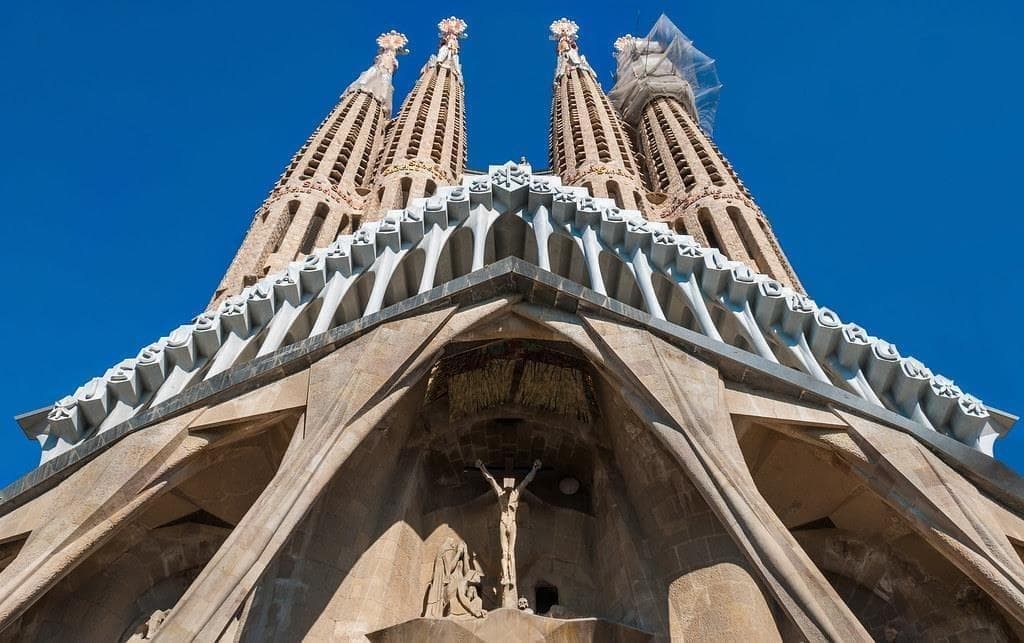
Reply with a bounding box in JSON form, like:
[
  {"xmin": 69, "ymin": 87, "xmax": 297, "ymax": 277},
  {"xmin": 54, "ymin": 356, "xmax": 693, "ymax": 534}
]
[{"xmin": 1, "ymin": 14, "xmax": 1022, "ymax": 642}]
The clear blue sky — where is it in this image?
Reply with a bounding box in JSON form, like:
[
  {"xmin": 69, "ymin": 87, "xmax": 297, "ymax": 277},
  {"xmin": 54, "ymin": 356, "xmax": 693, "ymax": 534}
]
[{"xmin": 1, "ymin": 0, "xmax": 1021, "ymax": 488}]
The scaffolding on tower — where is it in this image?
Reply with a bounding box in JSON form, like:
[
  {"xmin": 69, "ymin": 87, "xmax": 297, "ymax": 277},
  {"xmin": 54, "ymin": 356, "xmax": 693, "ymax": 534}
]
[{"xmin": 609, "ymin": 14, "xmax": 722, "ymax": 134}]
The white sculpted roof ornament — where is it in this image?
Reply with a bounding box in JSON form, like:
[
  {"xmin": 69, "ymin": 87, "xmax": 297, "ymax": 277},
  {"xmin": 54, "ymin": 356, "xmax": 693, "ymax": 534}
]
[
  {"xmin": 550, "ymin": 18, "xmax": 593, "ymax": 78},
  {"xmin": 549, "ymin": 18, "xmax": 580, "ymax": 47},
  {"xmin": 22, "ymin": 162, "xmax": 1014, "ymax": 464},
  {"xmin": 344, "ymin": 30, "xmax": 409, "ymax": 115},
  {"xmin": 433, "ymin": 16, "xmax": 467, "ymax": 74},
  {"xmin": 374, "ymin": 30, "xmax": 409, "ymax": 76},
  {"xmin": 438, "ymin": 17, "xmax": 468, "ymax": 51},
  {"xmin": 613, "ymin": 35, "xmax": 635, "ymax": 53}
]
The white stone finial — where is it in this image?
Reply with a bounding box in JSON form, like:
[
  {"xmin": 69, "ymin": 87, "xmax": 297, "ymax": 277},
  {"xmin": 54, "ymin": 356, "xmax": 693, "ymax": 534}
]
[
  {"xmin": 438, "ymin": 16, "xmax": 468, "ymax": 54},
  {"xmin": 374, "ymin": 30, "xmax": 409, "ymax": 76},
  {"xmin": 613, "ymin": 34, "xmax": 635, "ymax": 53},
  {"xmin": 343, "ymin": 30, "xmax": 408, "ymax": 111},
  {"xmin": 549, "ymin": 18, "xmax": 580, "ymax": 50},
  {"xmin": 551, "ymin": 19, "xmax": 590, "ymax": 77}
]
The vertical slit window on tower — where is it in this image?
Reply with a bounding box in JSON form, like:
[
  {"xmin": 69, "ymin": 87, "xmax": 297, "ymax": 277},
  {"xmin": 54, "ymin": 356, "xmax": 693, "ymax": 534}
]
[
  {"xmin": 698, "ymin": 208, "xmax": 726, "ymax": 256},
  {"xmin": 566, "ymin": 80, "xmax": 585, "ymax": 167},
  {"xmin": 298, "ymin": 203, "xmax": 329, "ymax": 256},
  {"xmin": 431, "ymin": 72, "xmax": 451, "ymax": 164},
  {"xmin": 400, "ymin": 177, "xmax": 412, "ymax": 208},
  {"xmin": 727, "ymin": 206, "xmax": 770, "ymax": 274},
  {"xmin": 355, "ymin": 103, "xmax": 382, "ymax": 186},
  {"xmin": 649, "ymin": 100, "xmax": 694, "ymax": 192},
  {"xmin": 669, "ymin": 101, "xmax": 726, "ymax": 187},
  {"xmin": 606, "ymin": 181, "xmax": 623, "ymax": 209},
  {"xmin": 329, "ymin": 95, "xmax": 371, "ymax": 186}
]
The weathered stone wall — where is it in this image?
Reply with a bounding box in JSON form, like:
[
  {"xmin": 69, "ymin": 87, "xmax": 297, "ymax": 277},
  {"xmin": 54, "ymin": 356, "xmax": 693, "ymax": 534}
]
[
  {"xmin": 591, "ymin": 450, "xmax": 665, "ymax": 632},
  {"xmin": 739, "ymin": 423, "xmax": 1018, "ymax": 640},
  {"xmin": 239, "ymin": 394, "xmax": 427, "ymax": 641},
  {"xmin": 2, "ymin": 290, "xmax": 1023, "ymax": 641},
  {"xmin": 1, "ymin": 523, "xmax": 227, "ymax": 642},
  {"xmin": 597, "ymin": 380, "xmax": 784, "ymax": 641}
]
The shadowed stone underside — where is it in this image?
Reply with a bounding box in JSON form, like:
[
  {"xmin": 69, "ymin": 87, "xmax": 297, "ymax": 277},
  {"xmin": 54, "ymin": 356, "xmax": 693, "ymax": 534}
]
[{"xmin": 1, "ymin": 260, "xmax": 1023, "ymax": 641}]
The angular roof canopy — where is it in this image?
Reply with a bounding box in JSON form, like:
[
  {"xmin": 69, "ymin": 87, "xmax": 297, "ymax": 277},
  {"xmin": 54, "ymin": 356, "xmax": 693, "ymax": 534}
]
[{"xmin": 14, "ymin": 162, "xmax": 1015, "ymax": 482}]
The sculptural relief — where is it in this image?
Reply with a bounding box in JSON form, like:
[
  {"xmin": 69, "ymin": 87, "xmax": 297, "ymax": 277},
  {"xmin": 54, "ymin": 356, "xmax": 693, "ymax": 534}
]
[
  {"xmin": 517, "ymin": 597, "xmax": 534, "ymax": 614},
  {"xmin": 476, "ymin": 459, "xmax": 542, "ymax": 608},
  {"xmin": 424, "ymin": 538, "xmax": 486, "ymax": 619}
]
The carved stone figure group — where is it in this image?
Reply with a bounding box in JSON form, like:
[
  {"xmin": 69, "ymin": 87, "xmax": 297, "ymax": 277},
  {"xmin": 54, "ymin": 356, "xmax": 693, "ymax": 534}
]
[
  {"xmin": 424, "ymin": 538, "xmax": 486, "ymax": 619},
  {"xmin": 424, "ymin": 459, "xmax": 543, "ymax": 618}
]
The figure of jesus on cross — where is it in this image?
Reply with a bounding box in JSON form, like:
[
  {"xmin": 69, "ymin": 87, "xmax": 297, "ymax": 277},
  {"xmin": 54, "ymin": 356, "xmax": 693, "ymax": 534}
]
[{"xmin": 476, "ymin": 458, "xmax": 542, "ymax": 608}]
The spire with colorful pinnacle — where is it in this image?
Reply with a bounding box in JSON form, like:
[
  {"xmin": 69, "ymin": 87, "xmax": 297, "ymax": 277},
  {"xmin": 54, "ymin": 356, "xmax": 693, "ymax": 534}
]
[
  {"xmin": 548, "ymin": 18, "xmax": 647, "ymax": 212},
  {"xmin": 368, "ymin": 17, "xmax": 469, "ymax": 218}
]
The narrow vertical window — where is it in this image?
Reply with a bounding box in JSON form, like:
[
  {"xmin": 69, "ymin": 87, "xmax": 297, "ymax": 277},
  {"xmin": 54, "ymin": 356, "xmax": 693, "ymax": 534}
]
[
  {"xmin": 299, "ymin": 203, "xmax": 329, "ymax": 255},
  {"xmin": 698, "ymin": 208, "xmax": 726, "ymax": 257},
  {"xmin": 606, "ymin": 181, "xmax": 623, "ymax": 209},
  {"xmin": 727, "ymin": 206, "xmax": 770, "ymax": 274},
  {"xmin": 400, "ymin": 177, "xmax": 412, "ymax": 208}
]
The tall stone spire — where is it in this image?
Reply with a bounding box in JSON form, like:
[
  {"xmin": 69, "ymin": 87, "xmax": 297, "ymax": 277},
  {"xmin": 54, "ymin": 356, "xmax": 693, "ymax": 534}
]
[
  {"xmin": 610, "ymin": 17, "xmax": 802, "ymax": 291},
  {"xmin": 210, "ymin": 31, "xmax": 407, "ymax": 305},
  {"xmin": 548, "ymin": 18, "xmax": 646, "ymax": 212},
  {"xmin": 368, "ymin": 17, "xmax": 469, "ymax": 219}
]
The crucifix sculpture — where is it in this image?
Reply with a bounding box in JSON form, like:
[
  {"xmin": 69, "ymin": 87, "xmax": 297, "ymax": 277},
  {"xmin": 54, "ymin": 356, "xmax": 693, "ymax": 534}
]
[{"xmin": 475, "ymin": 458, "xmax": 542, "ymax": 608}]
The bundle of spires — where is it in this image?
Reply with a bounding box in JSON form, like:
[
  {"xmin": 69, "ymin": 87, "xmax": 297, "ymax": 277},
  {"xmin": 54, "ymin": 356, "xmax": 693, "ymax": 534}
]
[
  {"xmin": 18, "ymin": 16, "xmax": 1013, "ymax": 467},
  {"xmin": 212, "ymin": 15, "xmax": 796, "ymax": 306}
]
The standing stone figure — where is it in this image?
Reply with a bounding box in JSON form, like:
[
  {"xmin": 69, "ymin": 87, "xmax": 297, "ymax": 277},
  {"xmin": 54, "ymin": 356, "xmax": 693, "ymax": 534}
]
[
  {"xmin": 476, "ymin": 458, "xmax": 542, "ymax": 607},
  {"xmin": 424, "ymin": 537, "xmax": 487, "ymax": 619}
]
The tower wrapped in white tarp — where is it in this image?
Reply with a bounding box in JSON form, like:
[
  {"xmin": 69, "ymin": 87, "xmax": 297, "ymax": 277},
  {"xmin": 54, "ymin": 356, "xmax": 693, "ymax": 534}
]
[{"xmin": 609, "ymin": 14, "xmax": 722, "ymax": 133}]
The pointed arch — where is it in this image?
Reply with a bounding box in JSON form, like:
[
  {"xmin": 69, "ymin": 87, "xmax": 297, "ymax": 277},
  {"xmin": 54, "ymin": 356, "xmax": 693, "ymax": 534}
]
[
  {"xmin": 331, "ymin": 272, "xmax": 376, "ymax": 329},
  {"xmin": 606, "ymin": 181, "xmax": 624, "ymax": 209},
  {"xmin": 547, "ymin": 232, "xmax": 589, "ymax": 289},
  {"xmin": 382, "ymin": 249, "xmax": 427, "ymax": 309},
  {"xmin": 650, "ymin": 273, "xmax": 700, "ymax": 333},
  {"xmin": 282, "ymin": 299, "xmax": 325, "ymax": 348},
  {"xmin": 434, "ymin": 227, "xmax": 474, "ymax": 287},
  {"xmin": 399, "ymin": 177, "xmax": 413, "ymax": 209},
  {"xmin": 298, "ymin": 203, "xmax": 330, "ymax": 256},
  {"xmin": 697, "ymin": 207, "xmax": 726, "ymax": 256},
  {"xmin": 727, "ymin": 206, "xmax": 769, "ymax": 274},
  {"xmin": 484, "ymin": 212, "xmax": 538, "ymax": 265},
  {"xmin": 597, "ymin": 251, "xmax": 644, "ymax": 311}
]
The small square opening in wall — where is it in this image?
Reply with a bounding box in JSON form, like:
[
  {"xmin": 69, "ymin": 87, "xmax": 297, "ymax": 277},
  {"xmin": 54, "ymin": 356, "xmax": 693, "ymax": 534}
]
[{"xmin": 535, "ymin": 583, "xmax": 559, "ymax": 615}]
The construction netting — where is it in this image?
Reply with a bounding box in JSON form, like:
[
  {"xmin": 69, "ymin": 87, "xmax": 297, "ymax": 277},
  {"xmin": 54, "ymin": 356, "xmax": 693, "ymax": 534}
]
[{"xmin": 609, "ymin": 14, "xmax": 722, "ymax": 134}]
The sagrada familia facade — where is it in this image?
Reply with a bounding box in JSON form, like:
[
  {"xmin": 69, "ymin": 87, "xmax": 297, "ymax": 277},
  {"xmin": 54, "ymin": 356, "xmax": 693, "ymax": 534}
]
[{"xmin": 0, "ymin": 14, "xmax": 1021, "ymax": 642}]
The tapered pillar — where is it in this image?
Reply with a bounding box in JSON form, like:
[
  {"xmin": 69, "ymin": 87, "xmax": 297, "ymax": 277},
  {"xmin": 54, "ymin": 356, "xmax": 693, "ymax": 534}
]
[
  {"xmin": 577, "ymin": 314, "xmax": 871, "ymax": 641},
  {"xmin": 548, "ymin": 19, "xmax": 647, "ymax": 212},
  {"xmin": 210, "ymin": 32, "xmax": 407, "ymax": 305},
  {"xmin": 368, "ymin": 17, "xmax": 468, "ymax": 219},
  {"xmin": 610, "ymin": 17, "xmax": 803, "ymax": 291}
]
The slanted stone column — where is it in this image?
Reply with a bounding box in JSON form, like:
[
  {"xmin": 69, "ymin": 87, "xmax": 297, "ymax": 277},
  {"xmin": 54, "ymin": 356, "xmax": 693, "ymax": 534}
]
[{"xmin": 576, "ymin": 314, "xmax": 871, "ymax": 641}]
